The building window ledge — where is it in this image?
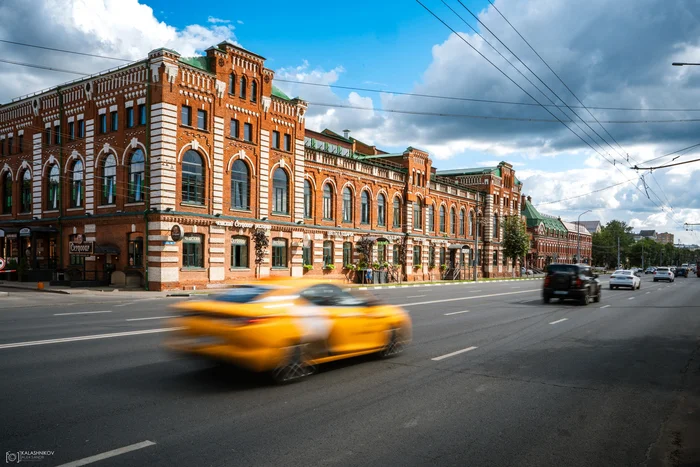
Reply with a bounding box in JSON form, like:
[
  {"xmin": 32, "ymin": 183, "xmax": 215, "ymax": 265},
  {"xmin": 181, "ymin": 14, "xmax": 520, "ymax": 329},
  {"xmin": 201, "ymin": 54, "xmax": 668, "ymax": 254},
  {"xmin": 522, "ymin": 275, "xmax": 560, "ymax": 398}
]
[
  {"xmin": 180, "ymin": 202, "xmax": 207, "ymax": 209},
  {"xmin": 97, "ymin": 204, "xmax": 116, "ymax": 209},
  {"xmin": 180, "ymin": 124, "xmax": 209, "ymax": 134},
  {"xmin": 181, "ymin": 267, "xmax": 206, "ymax": 272},
  {"xmin": 124, "ymin": 202, "xmax": 145, "ymax": 207},
  {"xmin": 271, "ymin": 267, "xmax": 290, "ymax": 270},
  {"xmin": 229, "ymin": 268, "xmax": 251, "ymax": 271},
  {"xmin": 43, "ymin": 210, "xmax": 59, "ymax": 214},
  {"xmin": 66, "ymin": 207, "xmax": 84, "ymax": 212},
  {"xmin": 271, "ymin": 212, "xmax": 290, "ymax": 216},
  {"xmin": 229, "ymin": 208, "xmax": 252, "ymax": 213}
]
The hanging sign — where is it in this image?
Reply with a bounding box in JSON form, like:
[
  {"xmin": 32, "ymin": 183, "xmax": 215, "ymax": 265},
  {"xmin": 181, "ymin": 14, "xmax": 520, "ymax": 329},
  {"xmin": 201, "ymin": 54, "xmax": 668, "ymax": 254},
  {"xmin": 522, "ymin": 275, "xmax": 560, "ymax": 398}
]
[
  {"xmin": 0, "ymin": 257, "xmax": 5, "ymax": 271},
  {"xmin": 170, "ymin": 224, "xmax": 183, "ymax": 242},
  {"xmin": 19, "ymin": 228, "xmax": 31, "ymax": 237}
]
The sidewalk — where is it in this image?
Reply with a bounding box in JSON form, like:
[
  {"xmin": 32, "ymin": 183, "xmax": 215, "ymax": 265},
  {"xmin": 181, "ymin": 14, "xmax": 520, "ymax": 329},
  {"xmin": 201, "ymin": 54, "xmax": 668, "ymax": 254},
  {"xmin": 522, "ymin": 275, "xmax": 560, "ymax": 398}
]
[
  {"xmin": 353, "ymin": 274, "xmax": 545, "ymax": 290},
  {"xmin": 0, "ymin": 281, "xmax": 170, "ymax": 297}
]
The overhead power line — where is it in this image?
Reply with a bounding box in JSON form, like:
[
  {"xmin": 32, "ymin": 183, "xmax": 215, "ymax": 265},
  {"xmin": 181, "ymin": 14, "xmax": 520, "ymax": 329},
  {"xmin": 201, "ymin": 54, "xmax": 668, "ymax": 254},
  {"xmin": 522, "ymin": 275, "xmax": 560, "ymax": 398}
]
[
  {"xmin": 0, "ymin": 39, "xmax": 132, "ymax": 62},
  {"xmin": 633, "ymin": 157, "xmax": 700, "ymax": 171}
]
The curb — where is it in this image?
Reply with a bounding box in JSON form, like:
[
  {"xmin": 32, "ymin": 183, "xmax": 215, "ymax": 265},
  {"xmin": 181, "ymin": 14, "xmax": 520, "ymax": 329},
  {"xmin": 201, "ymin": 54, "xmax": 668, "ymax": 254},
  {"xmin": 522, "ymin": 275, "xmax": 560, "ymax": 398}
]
[
  {"xmin": 357, "ymin": 277, "xmax": 544, "ymax": 290},
  {"xmin": 0, "ymin": 284, "xmax": 73, "ymax": 294}
]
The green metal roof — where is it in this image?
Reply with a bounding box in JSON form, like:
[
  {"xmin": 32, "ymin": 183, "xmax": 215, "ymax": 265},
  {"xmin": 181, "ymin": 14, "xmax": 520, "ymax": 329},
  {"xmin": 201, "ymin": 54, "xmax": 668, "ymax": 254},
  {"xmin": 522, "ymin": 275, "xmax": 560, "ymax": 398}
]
[
  {"xmin": 179, "ymin": 56, "xmax": 211, "ymax": 72},
  {"xmin": 272, "ymin": 85, "xmax": 292, "ymax": 101},
  {"xmin": 435, "ymin": 167, "xmax": 500, "ymax": 177},
  {"xmin": 521, "ymin": 199, "xmax": 566, "ymax": 233}
]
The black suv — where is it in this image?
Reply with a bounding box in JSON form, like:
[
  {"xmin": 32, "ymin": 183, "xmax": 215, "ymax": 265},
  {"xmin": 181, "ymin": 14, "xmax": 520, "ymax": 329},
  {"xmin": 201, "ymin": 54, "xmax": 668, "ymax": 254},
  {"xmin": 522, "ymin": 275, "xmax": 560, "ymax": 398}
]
[
  {"xmin": 675, "ymin": 267, "xmax": 688, "ymax": 278},
  {"xmin": 543, "ymin": 263, "xmax": 602, "ymax": 306}
]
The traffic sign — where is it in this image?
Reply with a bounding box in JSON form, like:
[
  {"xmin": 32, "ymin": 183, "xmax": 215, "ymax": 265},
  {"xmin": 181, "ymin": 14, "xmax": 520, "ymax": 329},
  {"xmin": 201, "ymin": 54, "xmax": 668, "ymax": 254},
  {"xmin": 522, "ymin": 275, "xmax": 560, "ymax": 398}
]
[{"xmin": 0, "ymin": 257, "xmax": 5, "ymax": 271}]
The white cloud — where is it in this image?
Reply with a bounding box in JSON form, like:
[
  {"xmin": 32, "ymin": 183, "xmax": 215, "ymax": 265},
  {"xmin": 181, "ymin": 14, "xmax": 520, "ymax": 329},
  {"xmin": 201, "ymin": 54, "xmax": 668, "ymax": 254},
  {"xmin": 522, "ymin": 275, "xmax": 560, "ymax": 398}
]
[
  {"xmin": 237, "ymin": 20, "xmax": 244, "ymax": 25},
  {"xmin": 0, "ymin": 0, "xmax": 237, "ymax": 102},
  {"xmin": 207, "ymin": 16, "xmax": 230, "ymax": 24}
]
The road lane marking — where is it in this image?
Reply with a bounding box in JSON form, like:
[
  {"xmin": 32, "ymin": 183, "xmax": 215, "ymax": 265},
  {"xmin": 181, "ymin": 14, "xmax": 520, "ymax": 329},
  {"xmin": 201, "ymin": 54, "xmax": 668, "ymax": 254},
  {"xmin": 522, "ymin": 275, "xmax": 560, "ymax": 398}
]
[
  {"xmin": 126, "ymin": 316, "xmax": 176, "ymax": 321},
  {"xmin": 432, "ymin": 346, "xmax": 478, "ymax": 361},
  {"xmin": 645, "ymin": 291, "xmax": 650, "ymax": 294},
  {"xmin": 406, "ymin": 295, "xmax": 426, "ymax": 298},
  {"xmin": 397, "ymin": 289, "xmax": 539, "ymax": 307},
  {"xmin": 56, "ymin": 440, "xmax": 156, "ymax": 467},
  {"xmin": 444, "ymin": 310, "xmax": 471, "ymax": 316},
  {"xmin": 511, "ymin": 286, "xmax": 521, "ymax": 289},
  {"xmin": 0, "ymin": 328, "xmax": 183, "ymax": 350},
  {"xmin": 549, "ymin": 318, "xmax": 568, "ymax": 325},
  {"xmin": 54, "ymin": 311, "xmax": 112, "ymax": 316},
  {"xmin": 600, "ymin": 305, "xmax": 611, "ymax": 309},
  {"xmin": 628, "ymin": 297, "xmax": 635, "ymax": 300}
]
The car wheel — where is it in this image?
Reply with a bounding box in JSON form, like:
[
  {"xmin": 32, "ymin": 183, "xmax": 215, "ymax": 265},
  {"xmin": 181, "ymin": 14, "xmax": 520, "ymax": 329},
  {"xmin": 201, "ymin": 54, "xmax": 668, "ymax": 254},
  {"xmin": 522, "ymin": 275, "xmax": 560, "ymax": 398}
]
[
  {"xmin": 609, "ymin": 285, "xmax": 613, "ymax": 290},
  {"xmin": 579, "ymin": 291, "xmax": 590, "ymax": 306},
  {"xmin": 637, "ymin": 282, "xmax": 641, "ymax": 290},
  {"xmin": 653, "ymin": 279, "xmax": 657, "ymax": 282},
  {"xmin": 543, "ymin": 296, "xmax": 550, "ymax": 304},
  {"xmin": 379, "ymin": 328, "xmax": 405, "ymax": 358},
  {"xmin": 594, "ymin": 289, "xmax": 601, "ymax": 303},
  {"xmin": 270, "ymin": 344, "xmax": 315, "ymax": 384}
]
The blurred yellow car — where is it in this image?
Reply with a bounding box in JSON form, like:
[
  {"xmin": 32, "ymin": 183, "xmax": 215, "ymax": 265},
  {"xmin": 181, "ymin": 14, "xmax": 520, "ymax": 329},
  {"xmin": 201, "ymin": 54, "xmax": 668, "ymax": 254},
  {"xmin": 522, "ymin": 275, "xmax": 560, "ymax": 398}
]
[{"xmin": 165, "ymin": 279, "xmax": 412, "ymax": 383}]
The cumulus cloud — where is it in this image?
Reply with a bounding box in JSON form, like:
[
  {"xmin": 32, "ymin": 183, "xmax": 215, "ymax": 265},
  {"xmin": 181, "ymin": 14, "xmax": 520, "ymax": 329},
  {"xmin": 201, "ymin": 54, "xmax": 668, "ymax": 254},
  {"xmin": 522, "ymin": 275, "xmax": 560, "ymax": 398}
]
[
  {"xmin": 207, "ymin": 16, "xmax": 230, "ymax": 24},
  {"xmin": 0, "ymin": 0, "xmax": 237, "ymax": 102}
]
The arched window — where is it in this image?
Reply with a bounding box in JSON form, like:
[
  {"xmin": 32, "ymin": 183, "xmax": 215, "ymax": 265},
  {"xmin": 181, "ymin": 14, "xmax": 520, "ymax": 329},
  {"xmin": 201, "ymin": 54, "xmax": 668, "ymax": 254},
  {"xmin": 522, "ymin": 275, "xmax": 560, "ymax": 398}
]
[
  {"xmin": 342, "ymin": 187, "xmax": 353, "ymax": 222},
  {"xmin": 228, "ymin": 73, "xmax": 235, "ymax": 95},
  {"xmin": 413, "ymin": 197, "xmax": 422, "ymax": 229},
  {"xmin": 70, "ymin": 160, "xmax": 83, "ymax": 208},
  {"xmin": 377, "ymin": 193, "xmax": 386, "ymax": 226},
  {"xmin": 439, "ymin": 205, "xmax": 446, "ymax": 232},
  {"xmin": 1, "ymin": 171, "xmax": 12, "ymax": 214},
  {"xmin": 392, "ymin": 197, "xmax": 401, "ymax": 228},
  {"xmin": 47, "ymin": 164, "xmax": 59, "ymax": 210},
  {"xmin": 101, "ymin": 154, "xmax": 117, "ymax": 205},
  {"xmin": 323, "ymin": 240, "xmax": 334, "ymax": 267},
  {"xmin": 459, "ymin": 209, "xmax": 465, "ymax": 236},
  {"xmin": 450, "ymin": 207, "xmax": 456, "ymax": 235},
  {"xmin": 322, "ymin": 183, "xmax": 333, "ymax": 219},
  {"xmin": 360, "ymin": 190, "xmax": 370, "ymax": 224},
  {"xmin": 239, "ymin": 76, "xmax": 247, "ymax": 99},
  {"xmin": 493, "ymin": 214, "xmax": 499, "ymax": 239},
  {"xmin": 251, "ymin": 80, "xmax": 257, "ymax": 103},
  {"xmin": 230, "ymin": 159, "xmax": 250, "ymax": 210},
  {"xmin": 428, "ymin": 204, "xmax": 435, "ymax": 232},
  {"xmin": 182, "ymin": 150, "xmax": 204, "ymax": 204},
  {"xmin": 469, "ymin": 211, "xmax": 475, "ymax": 236},
  {"xmin": 303, "ymin": 179, "xmax": 312, "ymax": 218},
  {"xmin": 20, "ymin": 169, "xmax": 31, "ymax": 213},
  {"xmin": 272, "ymin": 168, "xmax": 289, "ymax": 214},
  {"xmin": 128, "ymin": 149, "xmax": 145, "ymax": 203}
]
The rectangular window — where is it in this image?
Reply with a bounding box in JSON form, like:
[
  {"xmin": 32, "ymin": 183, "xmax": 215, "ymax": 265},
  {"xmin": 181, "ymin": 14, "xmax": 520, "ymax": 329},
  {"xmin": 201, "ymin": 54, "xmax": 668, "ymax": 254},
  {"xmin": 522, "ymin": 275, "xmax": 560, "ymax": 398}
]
[
  {"xmin": 393, "ymin": 244, "xmax": 401, "ymax": 265},
  {"xmin": 18, "ymin": 135, "xmax": 23, "ymax": 152},
  {"xmin": 244, "ymin": 123, "xmax": 252, "ymax": 142},
  {"xmin": 413, "ymin": 245, "xmax": 421, "ymax": 267},
  {"xmin": 138, "ymin": 104, "xmax": 147, "ymax": 125},
  {"xmin": 377, "ymin": 243, "xmax": 387, "ymax": 263},
  {"xmin": 110, "ymin": 111, "xmax": 118, "ymax": 132},
  {"xmin": 493, "ymin": 251, "xmax": 498, "ymax": 266},
  {"xmin": 7, "ymin": 137, "xmax": 13, "ymax": 154},
  {"xmin": 70, "ymin": 255, "xmax": 85, "ymax": 266},
  {"xmin": 230, "ymin": 236, "xmax": 249, "ymax": 268},
  {"xmin": 439, "ymin": 247, "xmax": 446, "ymax": 267},
  {"xmin": 230, "ymin": 119, "xmax": 239, "ymax": 138},
  {"xmin": 99, "ymin": 114, "xmax": 107, "ymax": 134},
  {"xmin": 343, "ymin": 242, "xmax": 353, "ymax": 267},
  {"xmin": 197, "ymin": 109, "xmax": 206, "ymax": 130},
  {"xmin": 45, "ymin": 127, "xmax": 51, "ymax": 145},
  {"xmin": 272, "ymin": 238, "xmax": 288, "ymax": 268},
  {"xmin": 272, "ymin": 131, "xmax": 280, "ymax": 149},
  {"xmin": 323, "ymin": 241, "xmax": 334, "ymax": 267},
  {"xmin": 78, "ymin": 119, "xmax": 85, "ymax": 138},
  {"xmin": 126, "ymin": 107, "xmax": 135, "ymax": 128},
  {"xmin": 302, "ymin": 242, "xmax": 313, "ymax": 267},
  {"xmin": 182, "ymin": 234, "xmax": 204, "ymax": 268},
  {"xmin": 54, "ymin": 125, "xmax": 60, "ymax": 144},
  {"xmin": 128, "ymin": 236, "xmax": 143, "ymax": 268},
  {"xmin": 181, "ymin": 106, "xmax": 192, "ymax": 126},
  {"xmin": 0, "ymin": 139, "xmax": 4, "ymax": 156},
  {"xmin": 284, "ymin": 134, "xmax": 291, "ymax": 152},
  {"xmin": 68, "ymin": 121, "xmax": 75, "ymax": 140}
]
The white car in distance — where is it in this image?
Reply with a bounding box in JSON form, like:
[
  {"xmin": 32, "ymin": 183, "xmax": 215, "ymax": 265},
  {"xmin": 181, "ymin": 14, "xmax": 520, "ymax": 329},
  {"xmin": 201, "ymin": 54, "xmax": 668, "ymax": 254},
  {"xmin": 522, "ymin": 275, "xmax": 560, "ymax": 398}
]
[
  {"xmin": 653, "ymin": 267, "xmax": 675, "ymax": 282},
  {"xmin": 610, "ymin": 270, "xmax": 642, "ymax": 290}
]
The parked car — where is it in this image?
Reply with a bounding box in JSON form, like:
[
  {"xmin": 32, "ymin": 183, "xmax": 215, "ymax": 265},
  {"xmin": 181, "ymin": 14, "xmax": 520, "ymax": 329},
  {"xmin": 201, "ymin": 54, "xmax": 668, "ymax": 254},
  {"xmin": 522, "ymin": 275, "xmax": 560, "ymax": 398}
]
[
  {"xmin": 653, "ymin": 267, "xmax": 675, "ymax": 282},
  {"xmin": 644, "ymin": 267, "xmax": 656, "ymax": 274},
  {"xmin": 165, "ymin": 279, "xmax": 412, "ymax": 383},
  {"xmin": 610, "ymin": 270, "xmax": 641, "ymax": 290},
  {"xmin": 675, "ymin": 267, "xmax": 689, "ymax": 278},
  {"xmin": 543, "ymin": 263, "xmax": 601, "ymax": 305}
]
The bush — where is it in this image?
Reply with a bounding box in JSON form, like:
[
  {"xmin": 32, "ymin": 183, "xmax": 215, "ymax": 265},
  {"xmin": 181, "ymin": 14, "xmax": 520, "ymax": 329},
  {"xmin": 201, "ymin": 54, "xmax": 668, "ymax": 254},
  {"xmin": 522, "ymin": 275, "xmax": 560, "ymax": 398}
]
[
  {"xmin": 303, "ymin": 264, "xmax": 313, "ymax": 271},
  {"xmin": 324, "ymin": 264, "xmax": 335, "ymax": 270}
]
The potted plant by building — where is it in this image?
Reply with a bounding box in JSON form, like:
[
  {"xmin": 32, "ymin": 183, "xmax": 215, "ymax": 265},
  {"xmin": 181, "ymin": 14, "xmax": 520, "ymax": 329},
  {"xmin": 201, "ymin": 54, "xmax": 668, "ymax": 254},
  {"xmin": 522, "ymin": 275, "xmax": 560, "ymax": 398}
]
[
  {"xmin": 303, "ymin": 264, "xmax": 313, "ymax": 273},
  {"xmin": 324, "ymin": 263, "xmax": 335, "ymax": 272},
  {"xmin": 343, "ymin": 263, "xmax": 357, "ymax": 283}
]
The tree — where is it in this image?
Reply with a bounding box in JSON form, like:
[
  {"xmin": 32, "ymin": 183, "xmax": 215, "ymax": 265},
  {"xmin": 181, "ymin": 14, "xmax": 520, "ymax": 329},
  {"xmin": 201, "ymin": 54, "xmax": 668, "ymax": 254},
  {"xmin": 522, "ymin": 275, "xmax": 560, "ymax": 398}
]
[
  {"xmin": 355, "ymin": 236, "xmax": 374, "ymax": 268},
  {"xmin": 592, "ymin": 220, "xmax": 634, "ymax": 268},
  {"xmin": 253, "ymin": 228, "xmax": 269, "ymax": 278},
  {"xmin": 502, "ymin": 215, "xmax": 529, "ymax": 275}
]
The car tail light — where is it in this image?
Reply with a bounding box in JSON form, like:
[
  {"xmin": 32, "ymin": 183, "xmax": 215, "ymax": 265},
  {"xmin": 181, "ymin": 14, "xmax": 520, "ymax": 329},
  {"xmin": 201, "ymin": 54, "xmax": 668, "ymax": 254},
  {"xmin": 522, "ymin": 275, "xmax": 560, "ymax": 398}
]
[
  {"xmin": 544, "ymin": 276, "xmax": 550, "ymax": 287},
  {"xmin": 575, "ymin": 278, "xmax": 583, "ymax": 288}
]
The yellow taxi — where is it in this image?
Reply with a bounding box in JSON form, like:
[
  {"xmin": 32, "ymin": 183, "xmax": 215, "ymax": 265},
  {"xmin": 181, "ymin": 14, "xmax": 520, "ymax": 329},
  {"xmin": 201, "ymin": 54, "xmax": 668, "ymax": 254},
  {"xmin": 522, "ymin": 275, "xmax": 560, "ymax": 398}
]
[{"xmin": 165, "ymin": 279, "xmax": 412, "ymax": 383}]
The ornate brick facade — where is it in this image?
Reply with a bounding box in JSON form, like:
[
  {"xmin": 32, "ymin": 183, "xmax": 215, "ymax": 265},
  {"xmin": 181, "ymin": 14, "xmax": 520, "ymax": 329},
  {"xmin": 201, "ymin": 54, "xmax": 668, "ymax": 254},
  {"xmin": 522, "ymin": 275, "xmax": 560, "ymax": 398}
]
[{"xmin": 0, "ymin": 42, "xmax": 521, "ymax": 290}]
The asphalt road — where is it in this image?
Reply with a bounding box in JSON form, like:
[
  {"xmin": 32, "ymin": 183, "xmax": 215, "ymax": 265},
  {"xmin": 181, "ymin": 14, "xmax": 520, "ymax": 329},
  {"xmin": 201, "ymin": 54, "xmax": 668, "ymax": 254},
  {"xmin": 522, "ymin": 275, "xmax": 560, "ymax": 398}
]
[{"xmin": 1, "ymin": 274, "xmax": 699, "ymax": 467}]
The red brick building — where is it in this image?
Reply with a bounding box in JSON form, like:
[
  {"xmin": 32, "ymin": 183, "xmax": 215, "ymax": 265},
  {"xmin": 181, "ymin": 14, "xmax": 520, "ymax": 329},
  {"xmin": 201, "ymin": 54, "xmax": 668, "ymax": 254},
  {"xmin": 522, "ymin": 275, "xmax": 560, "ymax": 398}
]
[
  {"xmin": 0, "ymin": 42, "xmax": 522, "ymax": 290},
  {"xmin": 521, "ymin": 196, "xmax": 592, "ymax": 269}
]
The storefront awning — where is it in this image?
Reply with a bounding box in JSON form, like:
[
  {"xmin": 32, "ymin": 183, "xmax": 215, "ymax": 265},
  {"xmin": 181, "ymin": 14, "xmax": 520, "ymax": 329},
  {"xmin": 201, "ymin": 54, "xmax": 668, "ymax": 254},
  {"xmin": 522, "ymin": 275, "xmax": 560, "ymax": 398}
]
[
  {"xmin": 95, "ymin": 244, "xmax": 121, "ymax": 255},
  {"xmin": 448, "ymin": 243, "xmax": 471, "ymax": 250}
]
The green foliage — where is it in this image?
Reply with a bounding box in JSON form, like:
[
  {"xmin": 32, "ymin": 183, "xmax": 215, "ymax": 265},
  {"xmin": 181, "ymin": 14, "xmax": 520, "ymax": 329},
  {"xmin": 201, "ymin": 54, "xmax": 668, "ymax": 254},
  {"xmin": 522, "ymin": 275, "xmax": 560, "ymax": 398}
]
[
  {"xmin": 253, "ymin": 228, "xmax": 269, "ymax": 265},
  {"xmin": 303, "ymin": 264, "xmax": 313, "ymax": 271},
  {"xmin": 355, "ymin": 237, "xmax": 374, "ymax": 266},
  {"xmin": 591, "ymin": 220, "xmax": 635, "ymax": 268},
  {"xmin": 502, "ymin": 215, "xmax": 530, "ymax": 267},
  {"xmin": 324, "ymin": 263, "xmax": 335, "ymax": 270}
]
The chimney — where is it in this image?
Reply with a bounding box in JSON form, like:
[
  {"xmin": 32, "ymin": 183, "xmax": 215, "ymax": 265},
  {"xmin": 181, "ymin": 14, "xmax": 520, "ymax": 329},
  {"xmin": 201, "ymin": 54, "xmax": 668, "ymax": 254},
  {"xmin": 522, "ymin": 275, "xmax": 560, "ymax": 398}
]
[
  {"xmin": 343, "ymin": 129, "xmax": 350, "ymax": 139},
  {"xmin": 527, "ymin": 195, "xmax": 532, "ymax": 202}
]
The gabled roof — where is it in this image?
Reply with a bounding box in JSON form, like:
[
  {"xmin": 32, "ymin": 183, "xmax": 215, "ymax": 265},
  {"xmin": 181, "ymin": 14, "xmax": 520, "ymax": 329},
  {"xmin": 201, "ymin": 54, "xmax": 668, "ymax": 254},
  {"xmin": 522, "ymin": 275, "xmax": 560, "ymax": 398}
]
[
  {"xmin": 435, "ymin": 167, "xmax": 501, "ymax": 177},
  {"xmin": 179, "ymin": 56, "xmax": 211, "ymax": 73},
  {"xmin": 639, "ymin": 230, "xmax": 656, "ymax": 237},
  {"xmin": 561, "ymin": 220, "xmax": 591, "ymax": 235},
  {"xmin": 521, "ymin": 199, "xmax": 567, "ymax": 233},
  {"xmin": 271, "ymin": 85, "xmax": 292, "ymax": 101}
]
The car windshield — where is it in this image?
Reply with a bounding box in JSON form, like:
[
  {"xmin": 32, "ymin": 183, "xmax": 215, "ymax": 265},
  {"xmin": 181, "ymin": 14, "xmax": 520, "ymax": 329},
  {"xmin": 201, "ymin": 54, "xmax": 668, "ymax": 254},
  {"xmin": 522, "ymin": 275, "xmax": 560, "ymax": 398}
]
[
  {"xmin": 213, "ymin": 285, "xmax": 273, "ymax": 303},
  {"xmin": 547, "ymin": 264, "xmax": 578, "ymax": 274},
  {"xmin": 620, "ymin": 270, "xmax": 632, "ymax": 275},
  {"xmin": 657, "ymin": 268, "xmax": 669, "ymax": 272}
]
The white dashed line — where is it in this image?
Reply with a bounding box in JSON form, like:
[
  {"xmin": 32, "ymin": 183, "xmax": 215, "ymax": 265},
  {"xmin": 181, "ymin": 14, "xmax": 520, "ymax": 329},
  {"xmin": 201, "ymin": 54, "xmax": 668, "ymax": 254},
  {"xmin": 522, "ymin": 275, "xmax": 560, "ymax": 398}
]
[
  {"xmin": 126, "ymin": 316, "xmax": 176, "ymax": 322},
  {"xmin": 0, "ymin": 328, "xmax": 183, "ymax": 350},
  {"xmin": 444, "ymin": 310, "xmax": 471, "ymax": 316},
  {"xmin": 397, "ymin": 289, "xmax": 538, "ymax": 307},
  {"xmin": 549, "ymin": 318, "xmax": 568, "ymax": 325},
  {"xmin": 56, "ymin": 440, "xmax": 156, "ymax": 467},
  {"xmin": 645, "ymin": 291, "xmax": 650, "ymax": 295},
  {"xmin": 628, "ymin": 297, "xmax": 635, "ymax": 300},
  {"xmin": 432, "ymin": 346, "xmax": 478, "ymax": 361},
  {"xmin": 54, "ymin": 311, "xmax": 112, "ymax": 316},
  {"xmin": 600, "ymin": 305, "xmax": 611, "ymax": 309},
  {"xmin": 406, "ymin": 295, "xmax": 426, "ymax": 299}
]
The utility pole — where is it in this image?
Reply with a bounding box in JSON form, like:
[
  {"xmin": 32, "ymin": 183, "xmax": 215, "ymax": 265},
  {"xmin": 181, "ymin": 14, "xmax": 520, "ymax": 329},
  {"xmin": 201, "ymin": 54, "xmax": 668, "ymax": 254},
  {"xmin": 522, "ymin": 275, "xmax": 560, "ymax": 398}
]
[
  {"xmin": 617, "ymin": 236, "xmax": 621, "ymax": 268},
  {"xmin": 473, "ymin": 214, "xmax": 479, "ymax": 282}
]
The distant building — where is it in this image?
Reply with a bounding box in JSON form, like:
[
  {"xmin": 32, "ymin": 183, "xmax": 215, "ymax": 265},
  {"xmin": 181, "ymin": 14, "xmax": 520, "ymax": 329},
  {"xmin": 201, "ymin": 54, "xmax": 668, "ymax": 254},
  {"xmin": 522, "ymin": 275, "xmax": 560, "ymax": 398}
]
[
  {"xmin": 677, "ymin": 244, "xmax": 700, "ymax": 250},
  {"xmin": 573, "ymin": 220, "xmax": 601, "ymax": 234},
  {"xmin": 638, "ymin": 230, "xmax": 657, "ymax": 241},
  {"xmin": 657, "ymin": 232, "xmax": 674, "ymax": 244}
]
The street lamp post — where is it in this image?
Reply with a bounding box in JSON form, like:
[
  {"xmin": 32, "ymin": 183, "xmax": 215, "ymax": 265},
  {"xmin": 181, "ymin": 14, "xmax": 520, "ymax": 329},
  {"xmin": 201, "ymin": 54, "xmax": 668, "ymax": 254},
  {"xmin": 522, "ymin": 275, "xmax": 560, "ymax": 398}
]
[
  {"xmin": 672, "ymin": 62, "xmax": 700, "ymax": 66},
  {"xmin": 577, "ymin": 209, "xmax": 592, "ymax": 264}
]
